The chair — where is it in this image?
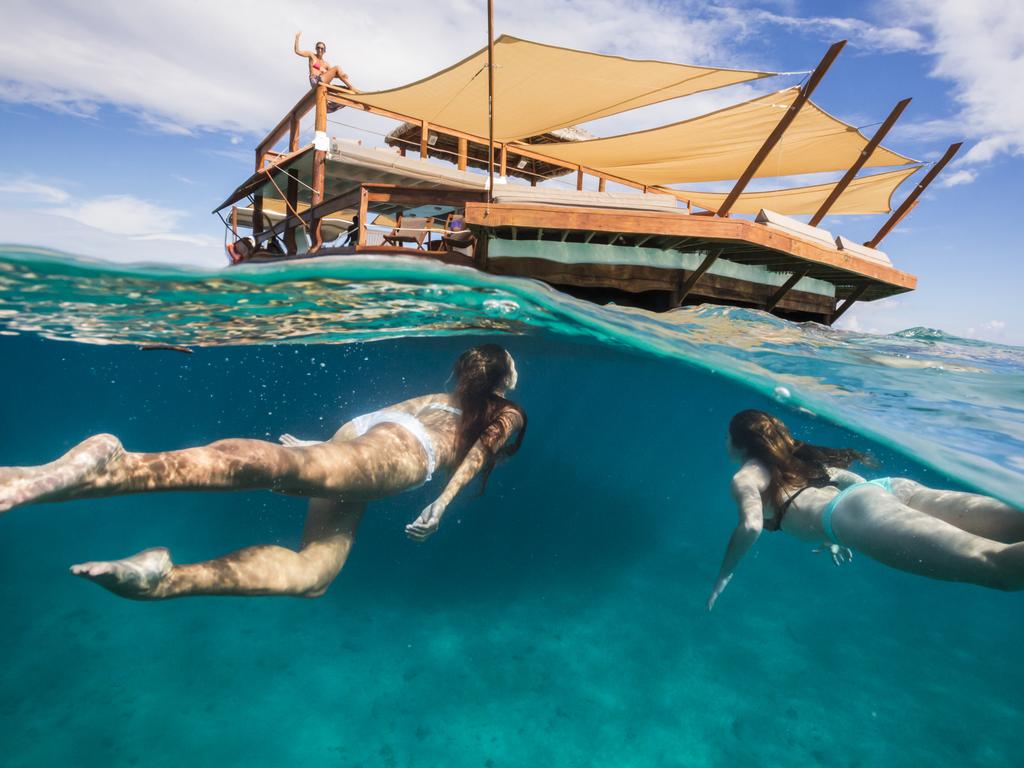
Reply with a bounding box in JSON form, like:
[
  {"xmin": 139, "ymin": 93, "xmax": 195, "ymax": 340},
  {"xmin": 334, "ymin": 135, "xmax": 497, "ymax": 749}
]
[
  {"xmin": 382, "ymin": 215, "xmax": 430, "ymax": 249},
  {"xmin": 438, "ymin": 214, "xmax": 476, "ymax": 259}
]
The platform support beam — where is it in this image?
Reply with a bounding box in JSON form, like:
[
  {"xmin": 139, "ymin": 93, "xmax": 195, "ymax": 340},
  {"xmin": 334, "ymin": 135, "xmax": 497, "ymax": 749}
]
[
  {"xmin": 673, "ymin": 250, "xmax": 721, "ymax": 306},
  {"xmin": 809, "ymin": 97, "xmax": 912, "ymax": 226},
  {"xmin": 717, "ymin": 40, "xmax": 846, "ymax": 217},
  {"xmin": 765, "ymin": 268, "xmax": 809, "ymax": 312},
  {"xmin": 829, "ymin": 284, "xmax": 868, "ymax": 324}
]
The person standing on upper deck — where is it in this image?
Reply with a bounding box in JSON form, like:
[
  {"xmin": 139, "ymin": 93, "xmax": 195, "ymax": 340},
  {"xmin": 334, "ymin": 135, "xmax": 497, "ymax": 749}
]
[{"xmin": 294, "ymin": 32, "xmax": 359, "ymax": 93}]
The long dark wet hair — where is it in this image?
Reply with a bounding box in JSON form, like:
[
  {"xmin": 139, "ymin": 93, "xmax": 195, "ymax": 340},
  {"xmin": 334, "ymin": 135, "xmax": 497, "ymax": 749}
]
[
  {"xmin": 452, "ymin": 344, "xmax": 526, "ymax": 492},
  {"xmin": 729, "ymin": 409, "xmax": 873, "ymax": 506}
]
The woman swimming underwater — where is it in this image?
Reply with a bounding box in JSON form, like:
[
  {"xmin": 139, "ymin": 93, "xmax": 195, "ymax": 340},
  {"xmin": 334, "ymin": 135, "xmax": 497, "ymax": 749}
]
[
  {"xmin": 708, "ymin": 409, "xmax": 1024, "ymax": 609},
  {"xmin": 0, "ymin": 345, "xmax": 525, "ymax": 600}
]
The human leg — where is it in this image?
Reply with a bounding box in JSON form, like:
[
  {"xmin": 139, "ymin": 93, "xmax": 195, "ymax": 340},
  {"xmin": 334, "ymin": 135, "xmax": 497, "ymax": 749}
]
[
  {"xmin": 890, "ymin": 478, "xmax": 1024, "ymax": 543},
  {"xmin": 0, "ymin": 433, "xmax": 379, "ymax": 512},
  {"xmin": 70, "ymin": 499, "xmax": 366, "ymax": 599},
  {"xmin": 835, "ymin": 487, "xmax": 1024, "ymax": 590}
]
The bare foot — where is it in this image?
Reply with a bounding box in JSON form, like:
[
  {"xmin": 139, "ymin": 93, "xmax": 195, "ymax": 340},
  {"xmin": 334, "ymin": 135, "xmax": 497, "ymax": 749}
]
[
  {"xmin": 0, "ymin": 433, "xmax": 123, "ymax": 513},
  {"xmin": 70, "ymin": 547, "xmax": 172, "ymax": 600}
]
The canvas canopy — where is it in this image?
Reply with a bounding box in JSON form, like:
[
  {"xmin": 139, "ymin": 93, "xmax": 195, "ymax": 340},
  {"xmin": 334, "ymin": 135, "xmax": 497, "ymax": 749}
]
[
  {"xmin": 677, "ymin": 166, "xmax": 920, "ymax": 216},
  {"xmin": 528, "ymin": 88, "xmax": 915, "ymax": 184},
  {"xmin": 346, "ymin": 35, "xmax": 776, "ymax": 142}
]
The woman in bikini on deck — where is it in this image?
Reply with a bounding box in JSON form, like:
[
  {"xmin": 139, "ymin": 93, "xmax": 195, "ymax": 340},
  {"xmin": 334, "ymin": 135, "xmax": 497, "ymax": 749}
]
[
  {"xmin": 294, "ymin": 32, "xmax": 358, "ymax": 92},
  {"xmin": 708, "ymin": 409, "xmax": 1024, "ymax": 609},
  {"xmin": 0, "ymin": 345, "xmax": 525, "ymax": 601}
]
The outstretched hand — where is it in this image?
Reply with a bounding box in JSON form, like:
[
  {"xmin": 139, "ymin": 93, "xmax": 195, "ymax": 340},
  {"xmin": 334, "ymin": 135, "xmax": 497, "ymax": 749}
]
[
  {"xmin": 706, "ymin": 574, "xmax": 732, "ymax": 612},
  {"xmin": 813, "ymin": 543, "xmax": 853, "ymax": 566},
  {"xmin": 405, "ymin": 501, "xmax": 447, "ymax": 542}
]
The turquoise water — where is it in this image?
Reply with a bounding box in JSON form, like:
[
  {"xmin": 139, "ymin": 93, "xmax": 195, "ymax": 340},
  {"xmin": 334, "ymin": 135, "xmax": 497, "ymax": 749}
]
[{"xmin": 1, "ymin": 247, "xmax": 1022, "ymax": 766}]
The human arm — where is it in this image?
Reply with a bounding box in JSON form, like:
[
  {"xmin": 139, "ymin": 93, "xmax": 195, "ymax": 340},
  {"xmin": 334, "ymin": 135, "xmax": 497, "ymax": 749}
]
[
  {"xmin": 294, "ymin": 32, "xmax": 312, "ymax": 58},
  {"xmin": 707, "ymin": 463, "xmax": 767, "ymax": 611},
  {"xmin": 405, "ymin": 407, "xmax": 523, "ymax": 541}
]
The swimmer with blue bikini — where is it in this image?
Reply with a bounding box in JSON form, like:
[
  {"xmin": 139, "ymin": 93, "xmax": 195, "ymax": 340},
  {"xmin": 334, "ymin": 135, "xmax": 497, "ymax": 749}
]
[
  {"xmin": 708, "ymin": 409, "xmax": 1024, "ymax": 609},
  {"xmin": 0, "ymin": 345, "xmax": 524, "ymax": 600}
]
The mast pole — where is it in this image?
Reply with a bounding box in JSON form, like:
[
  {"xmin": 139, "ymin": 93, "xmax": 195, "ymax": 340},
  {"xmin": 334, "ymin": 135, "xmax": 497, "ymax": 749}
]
[
  {"xmin": 809, "ymin": 97, "xmax": 912, "ymax": 226},
  {"xmin": 716, "ymin": 40, "xmax": 846, "ymax": 218},
  {"xmin": 487, "ymin": 0, "xmax": 495, "ymax": 205},
  {"xmin": 865, "ymin": 142, "xmax": 962, "ymax": 248}
]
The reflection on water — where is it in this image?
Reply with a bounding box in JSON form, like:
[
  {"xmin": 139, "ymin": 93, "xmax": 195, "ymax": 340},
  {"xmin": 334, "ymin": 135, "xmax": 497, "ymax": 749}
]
[{"xmin": 1, "ymin": 246, "xmax": 1022, "ymax": 506}]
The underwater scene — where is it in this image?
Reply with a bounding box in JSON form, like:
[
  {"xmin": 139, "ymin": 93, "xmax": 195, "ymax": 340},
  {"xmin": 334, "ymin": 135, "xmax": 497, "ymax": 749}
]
[{"xmin": 1, "ymin": 247, "xmax": 1023, "ymax": 767}]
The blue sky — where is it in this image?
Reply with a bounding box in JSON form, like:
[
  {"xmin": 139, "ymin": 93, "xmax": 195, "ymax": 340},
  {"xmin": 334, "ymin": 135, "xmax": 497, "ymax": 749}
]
[{"xmin": 0, "ymin": 0, "xmax": 1021, "ymax": 343}]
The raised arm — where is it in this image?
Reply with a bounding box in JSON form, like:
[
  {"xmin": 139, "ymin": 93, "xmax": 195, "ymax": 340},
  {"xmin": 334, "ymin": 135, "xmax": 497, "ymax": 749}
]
[
  {"xmin": 294, "ymin": 31, "xmax": 312, "ymax": 58},
  {"xmin": 707, "ymin": 461, "xmax": 768, "ymax": 611},
  {"xmin": 405, "ymin": 408, "xmax": 523, "ymax": 541}
]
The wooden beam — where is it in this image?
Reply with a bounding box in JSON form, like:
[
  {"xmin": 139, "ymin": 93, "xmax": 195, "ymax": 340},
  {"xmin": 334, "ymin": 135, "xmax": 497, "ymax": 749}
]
[
  {"xmin": 829, "ymin": 283, "xmax": 868, "ymax": 324},
  {"xmin": 866, "ymin": 142, "xmax": 962, "ymax": 248},
  {"xmin": 256, "ymin": 88, "xmax": 317, "ymax": 171},
  {"xmin": 487, "ymin": 0, "xmax": 496, "ymax": 203},
  {"xmin": 464, "ymin": 202, "xmax": 917, "ymax": 289},
  {"xmin": 598, "ymin": 177, "xmax": 606, "ymax": 192},
  {"xmin": 717, "ymin": 40, "xmax": 847, "ymax": 217},
  {"xmin": 288, "ymin": 111, "xmax": 301, "ymax": 153},
  {"xmin": 457, "ymin": 137, "xmax": 468, "ymax": 171},
  {"xmin": 284, "ymin": 172, "xmax": 299, "ymax": 253},
  {"xmin": 583, "ymin": 231, "xmax": 597, "ymax": 244},
  {"xmin": 577, "ymin": 168, "xmax": 584, "ymax": 191},
  {"xmin": 420, "ymin": 120, "xmax": 429, "ymax": 158},
  {"xmin": 252, "ymin": 194, "xmax": 264, "ymax": 238},
  {"xmin": 357, "ymin": 186, "xmax": 368, "ymax": 248},
  {"xmin": 635, "ymin": 234, "xmax": 656, "ymax": 248},
  {"xmin": 809, "ymin": 97, "xmax": 912, "ymax": 226},
  {"xmin": 674, "ymin": 250, "xmax": 720, "ymax": 305},
  {"xmin": 500, "ymin": 144, "xmax": 508, "ymax": 177},
  {"xmin": 765, "ymin": 268, "xmax": 809, "ymax": 312}
]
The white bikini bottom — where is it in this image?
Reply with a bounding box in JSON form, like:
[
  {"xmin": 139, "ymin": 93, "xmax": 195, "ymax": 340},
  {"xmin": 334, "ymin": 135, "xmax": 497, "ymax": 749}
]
[{"xmin": 350, "ymin": 403, "xmax": 461, "ymax": 484}]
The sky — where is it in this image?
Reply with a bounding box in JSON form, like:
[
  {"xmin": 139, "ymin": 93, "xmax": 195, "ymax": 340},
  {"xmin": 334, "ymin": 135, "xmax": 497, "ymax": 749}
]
[{"xmin": 0, "ymin": 0, "xmax": 1021, "ymax": 343}]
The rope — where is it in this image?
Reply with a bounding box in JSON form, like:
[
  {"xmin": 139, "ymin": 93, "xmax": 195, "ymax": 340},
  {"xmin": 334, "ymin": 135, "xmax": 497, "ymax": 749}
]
[{"xmin": 263, "ymin": 170, "xmax": 310, "ymax": 235}]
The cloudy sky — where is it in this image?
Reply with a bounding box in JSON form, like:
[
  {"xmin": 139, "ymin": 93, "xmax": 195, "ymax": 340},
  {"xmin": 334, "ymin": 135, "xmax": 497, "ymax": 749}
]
[{"xmin": 0, "ymin": 0, "xmax": 1021, "ymax": 342}]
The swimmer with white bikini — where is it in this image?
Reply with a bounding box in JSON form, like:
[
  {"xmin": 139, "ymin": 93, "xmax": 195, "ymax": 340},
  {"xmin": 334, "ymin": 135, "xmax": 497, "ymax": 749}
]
[
  {"xmin": 708, "ymin": 409, "xmax": 1024, "ymax": 609},
  {"xmin": 0, "ymin": 345, "xmax": 525, "ymax": 600}
]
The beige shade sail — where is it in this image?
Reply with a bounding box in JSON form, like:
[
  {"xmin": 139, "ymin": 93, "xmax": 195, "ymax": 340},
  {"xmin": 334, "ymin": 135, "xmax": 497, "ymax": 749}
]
[
  {"xmin": 677, "ymin": 166, "xmax": 920, "ymax": 216},
  {"xmin": 529, "ymin": 88, "xmax": 916, "ymax": 184},
  {"xmin": 346, "ymin": 35, "xmax": 776, "ymax": 142}
]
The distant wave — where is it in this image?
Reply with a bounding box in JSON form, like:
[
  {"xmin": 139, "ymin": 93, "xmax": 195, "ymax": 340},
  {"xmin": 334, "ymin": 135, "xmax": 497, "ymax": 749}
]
[{"xmin": 1, "ymin": 244, "xmax": 1022, "ymax": 506}]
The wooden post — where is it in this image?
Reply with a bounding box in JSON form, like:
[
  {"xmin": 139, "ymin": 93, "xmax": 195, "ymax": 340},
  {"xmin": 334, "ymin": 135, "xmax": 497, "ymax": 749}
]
[
  {"xmin": 309, "ymin": 85, "xmax": 328, "ymax": 252},
  {"xmin": 674, "ymin": 250, "xmax": 720, "ymax": 306},
  {"xmin": 252, "ymin": 194, "xmax": 264, "ymax": 238},
  {"xmin": 458, "ymin": 137, "xmax": 468, "ymax": 171},
  {"xmin": 866, "ymin": 142, "xmax": 962, "ymax": 248},
  {"xmin": 809, "ymin": 98, "xmax": 912, "ymax": 226},
  {"xmin": 717, "ymin": 40, "xmax": 847, "ymax": 217},
  {"xmin": 765, "ymin": 269, "xmax": 809, "ymax": 312},
  {"xmin": 598, "ymin": 177, "xmax": 606, "ymax": 192},
  {"xmin": 420, "ymin": 120, "xmax": 429, "ymax": 158},
  {"xmin": 577, "ymin": 168, "xmax": 584, "ymax": 191},
  {"xmin": 284, "ymin": 172, "xmax": 300, "ymax": 253},
  {"xmin": 289, "ymin": 110, "xmax": 301, "ymax": 153},
  {"xmin": 486, "ymin": 0, "xmax": 495, "ymax": 203},
  {"xmin": 499, "ymin": 144, "xmax": 508, "ymax": 178},
  {"xmin": 356, "ymin": 186, "xmax": 368, "ymax": 248},
  {"xmin": 830, "ymin": 283, "xmax": 868, "ymax": 324}
]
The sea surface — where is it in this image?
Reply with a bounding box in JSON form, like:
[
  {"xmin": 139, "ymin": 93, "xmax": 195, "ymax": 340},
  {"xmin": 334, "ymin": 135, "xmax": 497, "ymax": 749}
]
[{"xmin": 1, "ymin": 247, "xmax": 1022, "ymax": 767}]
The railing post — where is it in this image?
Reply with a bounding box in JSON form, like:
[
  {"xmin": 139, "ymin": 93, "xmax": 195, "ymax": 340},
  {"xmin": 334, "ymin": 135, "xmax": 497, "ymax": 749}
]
[
  {"xmin": 421, "ymin": 120, "xmax": 429, "ymax": 158},
  {"xmin": 457, "ymin": 137, "xmax": 468, "ymax": 171},
  {"xmin": 309, "ymin": 85, "xmax": 328, "ymax": 252}
]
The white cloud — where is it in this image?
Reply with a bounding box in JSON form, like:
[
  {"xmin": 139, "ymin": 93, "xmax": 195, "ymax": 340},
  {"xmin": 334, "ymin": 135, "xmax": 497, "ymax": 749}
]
[
  {"xmin": 53, "ymin": 194, "xmax": 185, "ymax": 237},
  {"xmin": 0, "ymin": 178, "xmax": 71, "ymax": 204},
  {"xmin": 744, "ymin": 10, "xmax": 927, "ymax": 53},
  {"xmin": 936, "ymin": 169, "xmax": 976, "ymax": 188},
  {"xmin": 0, "ymin": 0, "xmax": 773, "ymax": 138},
  {"xmin": 0, "ymin": 177, "xmax": 221, "ymax": 261}
]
